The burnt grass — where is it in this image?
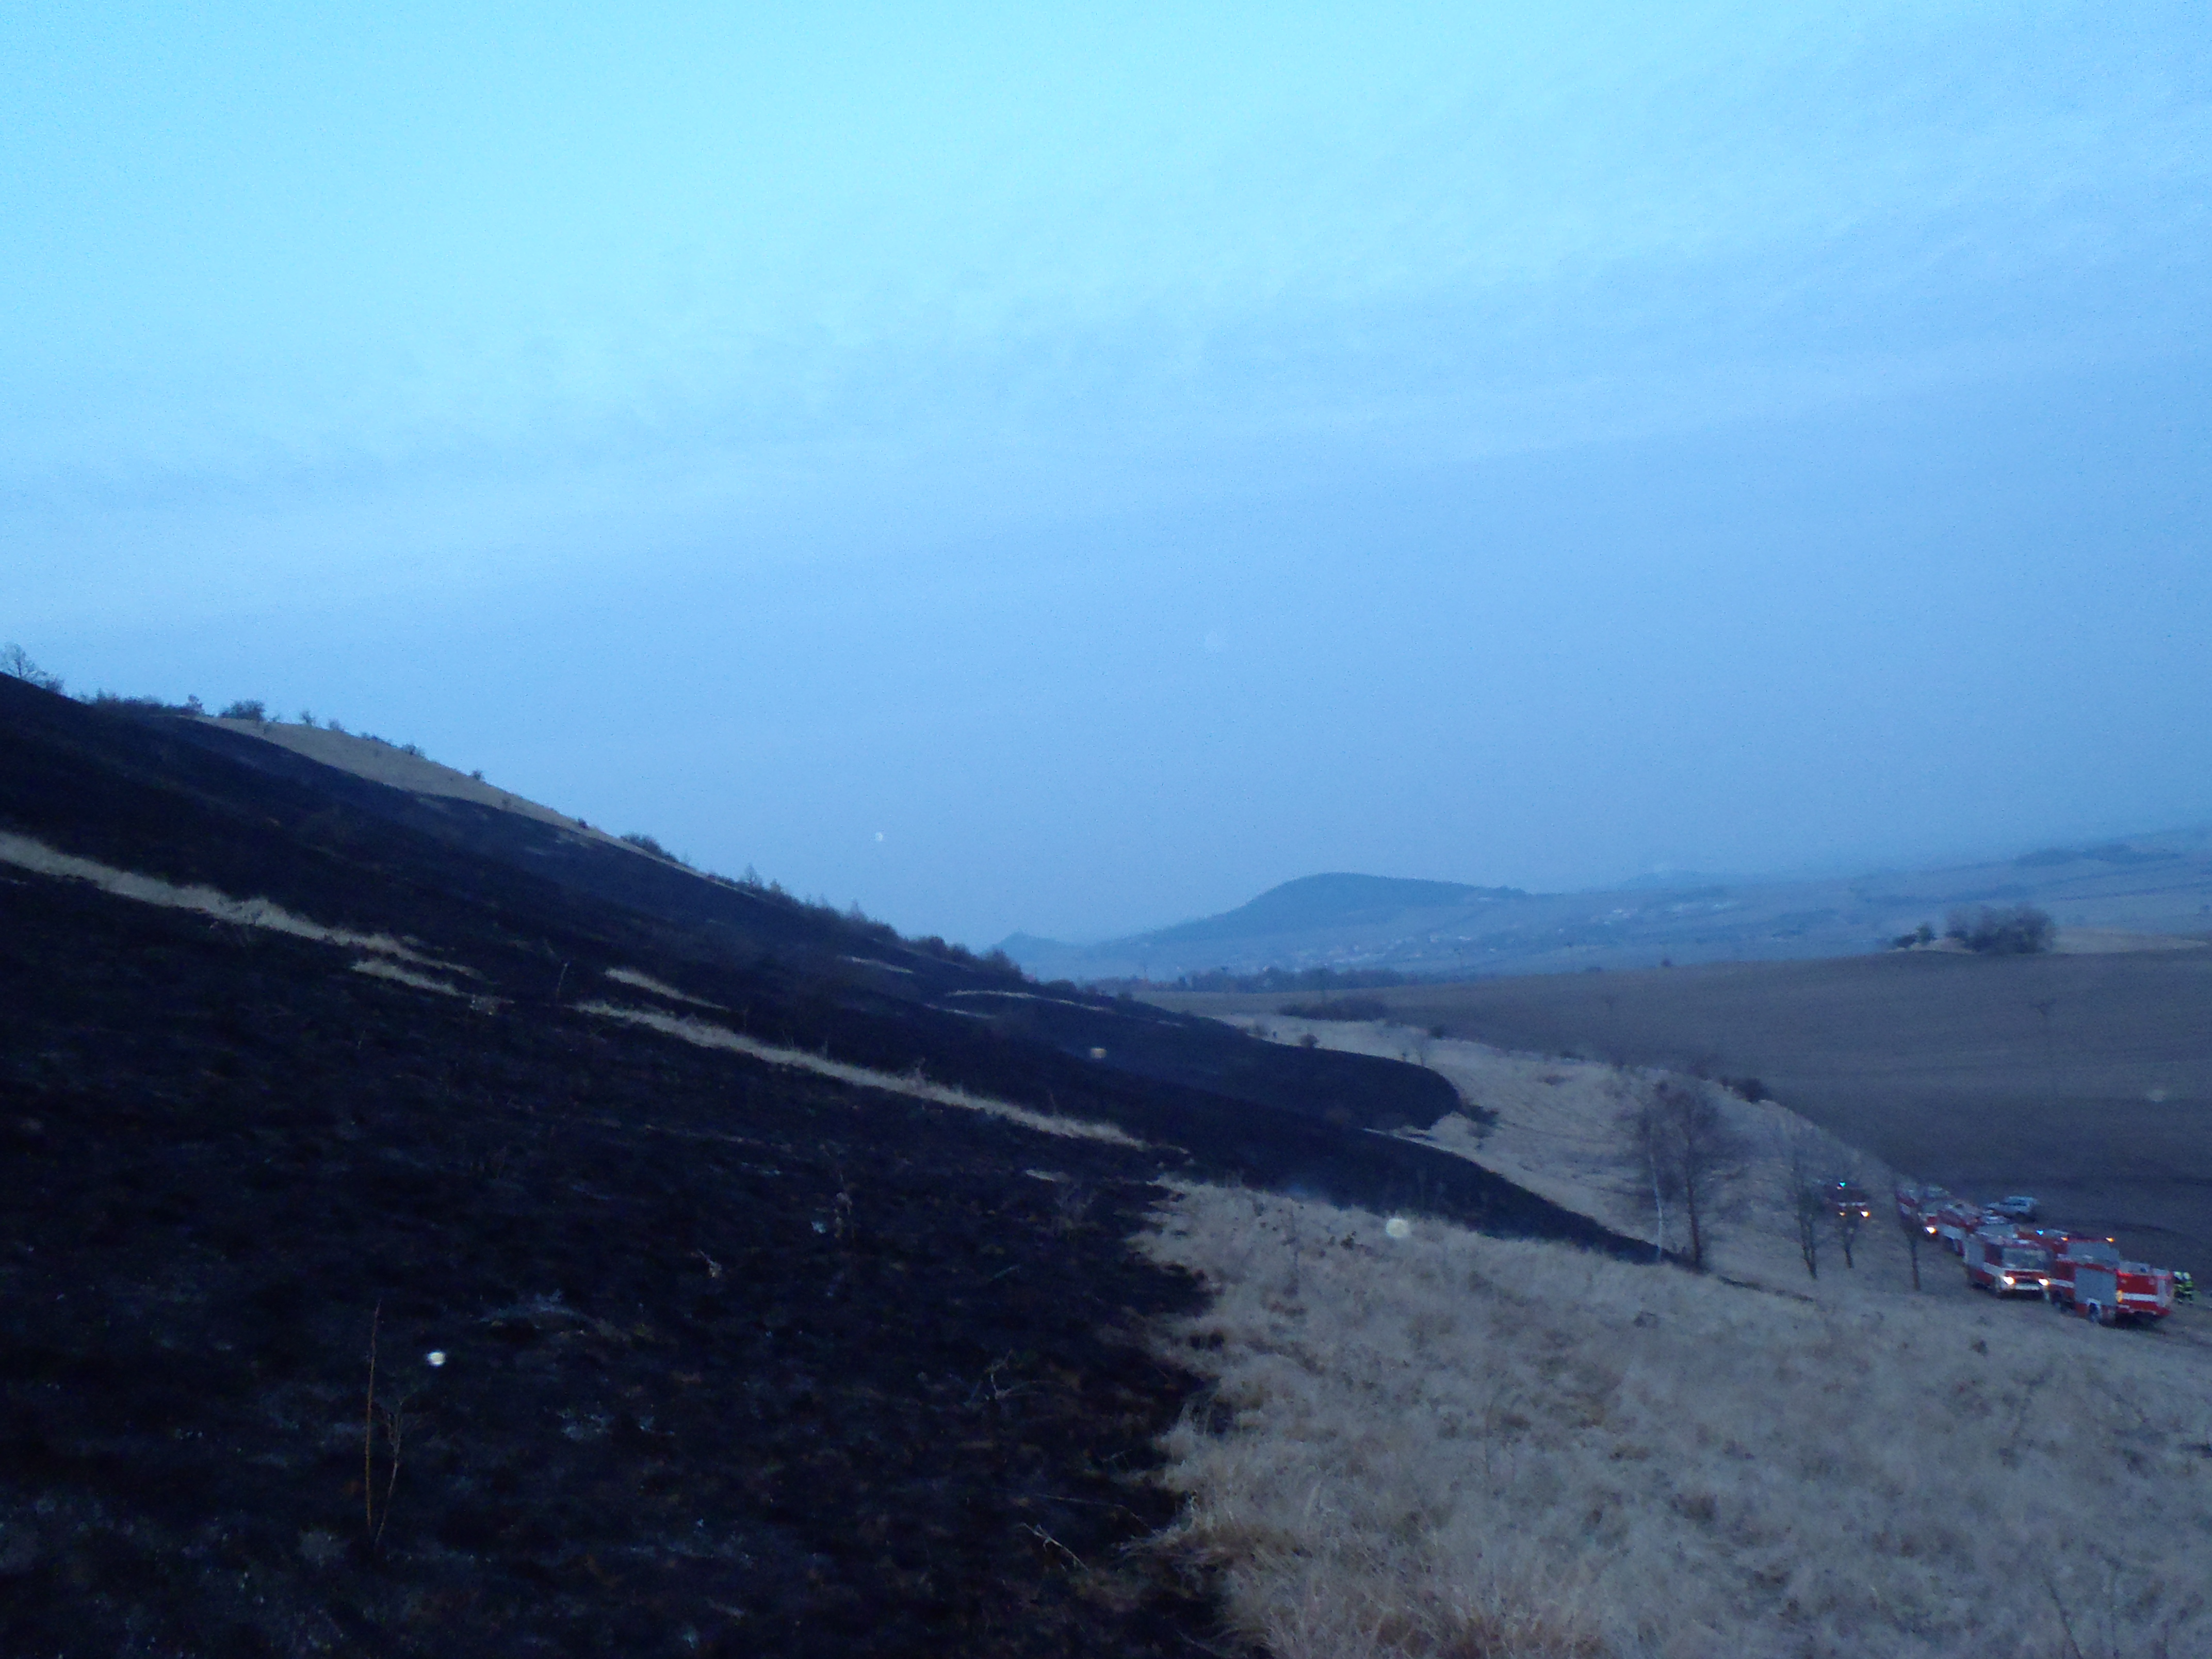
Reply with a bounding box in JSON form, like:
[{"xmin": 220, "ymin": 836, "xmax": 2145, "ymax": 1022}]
[
  {"xmin": 1, "ymin": 873, "xmax": 1217, "ymax": 1657},
  {"xmin": 0, "ymin": 682, "xmax": 1648, "ymax": 1655}
]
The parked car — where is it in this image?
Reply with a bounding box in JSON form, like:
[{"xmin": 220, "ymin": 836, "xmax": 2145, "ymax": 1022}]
[{"xmin": 1987, "ymin": 1195, "xmax": 2038, "ymax": 1221}]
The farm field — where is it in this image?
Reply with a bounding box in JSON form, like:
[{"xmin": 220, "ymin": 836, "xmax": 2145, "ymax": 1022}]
[{"xmin": 1149, "ymin": 946, "xmax": 2212, "ymax": 1276}]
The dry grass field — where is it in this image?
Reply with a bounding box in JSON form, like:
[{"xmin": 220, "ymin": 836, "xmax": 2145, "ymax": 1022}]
[
  {"xmin": 1149, "ymin": 947, "xmax": 2212, "ymax": 1277},
  {"xmin": 1135, "ymin": 1017, "xmax": 2212, "ymax": 1656},
  {"xmin": 1142, "ymin": 1180, "xmax": 2212, "ymax": 1659},
  {"xmin": 1225, "ymin": 1015, "xmax": 1866, "ymax": 1291}
]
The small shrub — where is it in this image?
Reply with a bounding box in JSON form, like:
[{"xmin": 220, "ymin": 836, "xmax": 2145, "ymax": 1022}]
[
  {"xmin": 219, "ymin": 698, "xmax": 267, "ymax": 720},
  {"xmin": 1175, "ymin": 965, "xmax": 1414, "ymax": 994},
  {"xmin": 907, "ymin": 935, "xmax": 988, "ymax": 968},
  {"xmin": 1944, "ymin": 903, "xmax": 2055, "ymax": 955}
]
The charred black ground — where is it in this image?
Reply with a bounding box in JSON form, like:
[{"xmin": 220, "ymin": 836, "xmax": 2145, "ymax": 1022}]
[
  {"xmin": 2, "ymin": 875, "xmax": 1224, "ymax": 1656},
  {"xmin": 0, "ymin": 681, "xmax": 1644, "ymax": 1656}
]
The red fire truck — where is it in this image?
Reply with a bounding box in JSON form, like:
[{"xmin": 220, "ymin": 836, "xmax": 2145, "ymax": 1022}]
[
  {"xmin": 2044, "ymin": 1234, "xmax": 2177, "ymax": 1326},
  {"xmin": 1964, "ymin": 1225, "xmax": 2053, "ymax": 1297},
  {"xmin": 1895, "ymin": 1184, "xmax": 1945, "ymax": 1239},
  {"xmin": 1931, "ymin": 1198, "xmax": 1985, "ymax": 1255}
]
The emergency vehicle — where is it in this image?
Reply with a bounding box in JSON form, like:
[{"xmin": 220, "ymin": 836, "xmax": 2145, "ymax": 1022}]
[
  {"xmin": 2044, "ymin": 1234, "xmax": 2176, "ymax": 1326},
  {"xmin": 1931, "ymin": 1198, "xmax": 1985, "ymax": 1255},
  {"xmin": 1894, "ymin": 1184, "xmax": 1947, "ymax": 1240},
  {"xmin": 1964, "ymin": 1225, "xmax": 2052, "ymax": 1297}
]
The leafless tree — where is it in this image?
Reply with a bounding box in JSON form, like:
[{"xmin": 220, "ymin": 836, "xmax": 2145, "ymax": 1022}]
[
  {"xmin": 1777, "ymin": 1121, "xmax": 1840, "ymax": 1281},
  {"xmin": 1618, "ymin": 1074, "xmax": 1671, "ymax": 1263},
  {"xmin": 0, "ymin": 643, "xmax": 62, "ymax": 693},
  {"xmin": 1619, "ymin": 1076, "xmax": 1745, "ymax": 1271},
  {"xmin": 1835, "ymin": 1182, "xmax": 1865, "ymax": 1270},
  {"xmin": 1896, "ymin": 1184, "xmax": 1925, "ymax": 1291}
]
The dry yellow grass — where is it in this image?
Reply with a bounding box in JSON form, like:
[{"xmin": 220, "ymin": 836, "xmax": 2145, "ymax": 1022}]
[
  {"xmin": 205, "ymin": 718, "xmax": 637, "ymax": 848},
  {"xmin": 0, "ymin": 829, "xmax": 458, "ymax": 972},
  {"xmin": 349, "ymin": 959, "xmax": 468, "ymax": 997},
  {"xmin": 1247, "ymin": 1015, "xmax": 1912, "ymax": 1295},
  {"xmin": 603, "ymin": 966, "xmax": 722, "ymax": 1007},
  {"xmin": 1141, "ymin": 1181, "xmax": 2212, "ymax": 1658},
  {"xmin": 575, "ymin": 1000, "xmax": 1145, "ymax": 1146}
]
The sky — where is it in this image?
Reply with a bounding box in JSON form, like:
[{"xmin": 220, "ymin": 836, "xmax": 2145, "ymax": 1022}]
[{"xmin": 7, "ymin": 2, "xmax": 2209, "ymax": 945}]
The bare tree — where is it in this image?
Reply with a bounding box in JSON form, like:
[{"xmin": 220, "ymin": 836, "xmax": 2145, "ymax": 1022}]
[
  {"xmin": 1834, "ymin": 1181, "xmax": 1866, "ymax": 1270},
  {"xmin": 1619, "ymin": 1076, "xmax": 1746, "ymax": 1271},
  {"xmin": 1617, "ymin": 1074, "xmax": 1671, "ymax": 1263},
  {"xmin": 0, "ymin": 644, "xmax": 62, "ymax": 693},
  {"xmin": 1896, "ymin": 1185, "xmax": 1925, "ymax": 1291},
  {"xmin": 1778, "ymin": 1126, "xmax": 1826, "ymax": 1280},
  {"xmin": 1819, "ymin": 1138, "xmax": 1867, "ymax": 1271},
  {"xmin": 1777, "ymin": 1121, "xmax": 1854, "ymax": 1281}
]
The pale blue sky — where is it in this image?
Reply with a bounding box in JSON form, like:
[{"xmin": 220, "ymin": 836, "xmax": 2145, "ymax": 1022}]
[{"xmin": 8, "ymin": 3, "xmax": 2208, "ymax": 943}]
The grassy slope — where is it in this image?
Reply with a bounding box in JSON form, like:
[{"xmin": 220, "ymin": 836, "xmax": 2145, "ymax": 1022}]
[
  {"xmin": 1144, "ymin": 1183, "xmax": 2212, "ymax": 1659},
  {"xmin": 1138, "ymin": 1021, "xmax": 2212, "ymax": 1658}
]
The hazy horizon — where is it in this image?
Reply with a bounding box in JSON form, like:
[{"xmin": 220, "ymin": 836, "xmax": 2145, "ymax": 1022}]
[{"xmin": 11, "ymin": 4, "xmax": 2208, "ymax": 946}]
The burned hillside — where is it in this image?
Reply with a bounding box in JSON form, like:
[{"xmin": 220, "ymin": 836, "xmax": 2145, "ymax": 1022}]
[{"xmin": 0, "ymin": 680, "xmax": 1639, "ymax": 1655}]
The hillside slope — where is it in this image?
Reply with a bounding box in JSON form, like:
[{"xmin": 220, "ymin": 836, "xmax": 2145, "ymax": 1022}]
[
  {"xmin": 142, "ymin": 707, "xmax": 1465, "ymax": 1142},
  {"xmin": 1132, "ymin": 1020, "xmax": 2212, "ymax": 1657},
  {"xmin": 0, "ymin": 679, "xmax": 1645, "ymax": 1655}
]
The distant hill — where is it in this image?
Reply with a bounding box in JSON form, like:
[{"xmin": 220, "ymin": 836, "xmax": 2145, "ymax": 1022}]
[
  {"xmin": 1137, "ymin": 873, "xmax": 1527, "ymax": 947},
  {"xmin": 1004, "ymin": 833, "xmax": 2212, "ymax": 983}
]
